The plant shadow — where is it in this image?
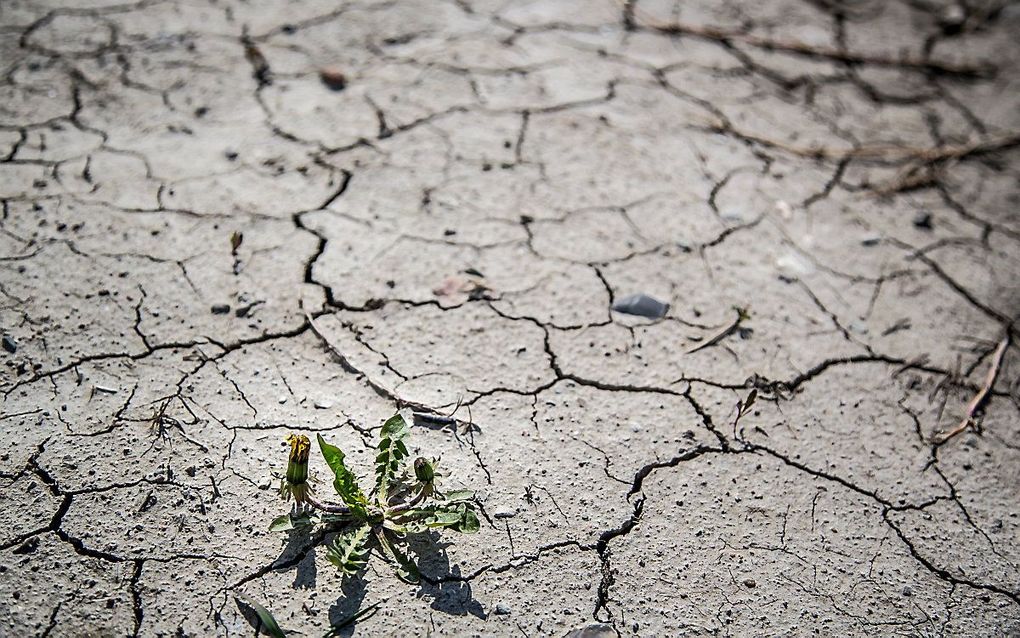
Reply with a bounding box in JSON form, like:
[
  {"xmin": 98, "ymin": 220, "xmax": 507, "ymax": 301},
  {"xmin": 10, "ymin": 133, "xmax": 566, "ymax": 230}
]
[
  {"xmin": 293, "ymin": 542, "xmax": 318, "ymax": 590},
  {"xmin": 321, "ymin": 531, "xmax": 484, "ymax": 636},
  {"xmin": 268, "ymin": 515, "xmax": 486, "ymax": 631},
  {"xmin": 326, "ymin": 574, "xmax": 370, "ymax": 637},
  {"xmin": 276, "ymin": 524, "xmax": 320, "ymax": 590},
  {"xmin": 409, "ymin": 532, "xmax": 485, "ymax": 619}
]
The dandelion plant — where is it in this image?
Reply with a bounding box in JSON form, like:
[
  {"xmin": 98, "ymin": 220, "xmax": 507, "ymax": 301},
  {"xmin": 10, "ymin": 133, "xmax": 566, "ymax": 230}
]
[{"xmin": 271, "ymin": 409, "xmax": 479, "ymax": 585}]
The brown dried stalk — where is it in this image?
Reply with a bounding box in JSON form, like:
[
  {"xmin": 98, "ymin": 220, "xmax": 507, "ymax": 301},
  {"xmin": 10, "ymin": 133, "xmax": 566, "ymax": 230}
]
[
  {"xmin": 687, "ymin": 307, "xmax": 749, "ymax": 354},
  {"xmin": 621, "ymin": 0, "xmax": 995, "ymax": 77},
  {"xmin": 936, "ymin": 334, "xmax": 1010, "ymax": 444},
  {"xmin": 717, "ymin": 129, "xmax": 1020, "ymax": 164}
]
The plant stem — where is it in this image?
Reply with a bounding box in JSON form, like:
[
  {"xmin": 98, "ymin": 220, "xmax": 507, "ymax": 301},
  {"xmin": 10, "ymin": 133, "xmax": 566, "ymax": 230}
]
[
  {"xmin": 304, "ymin": 493, "xmax": 351, "ymax": 515},
  {"xmin": 937, "ymin": 333, "xmax": 1010, "ymax": 444},
  {"xmin": 387, "ymin": 486, "xmax": 428, "ymax": 514},
  {"xmin": 686, "ymin": 307, "xmax": 747, "ymax": 354}
]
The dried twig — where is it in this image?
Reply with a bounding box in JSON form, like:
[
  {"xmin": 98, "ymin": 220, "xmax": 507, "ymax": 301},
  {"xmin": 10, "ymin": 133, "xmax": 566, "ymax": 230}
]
[
  {"xmin": 620, "ymin": 0, "xmax": 1019, "ymax": 168},
  {"xmin": 621, "ymin": 0, "xmax": 996, "ymax": 77},
  {"xmin": 870, "ymin": 162, "xmax": 944, "ymax": 196},
  {"xmin": 936, "ymin": 334, "xmax": 1010, "ymax": 444},
  {"xmin": 716, "ymin": 129, "xmax": 1020, "ymax": 164},
  {"xmin": 686, "ymin": 307, "xmax": 749, "ymax": 354}
]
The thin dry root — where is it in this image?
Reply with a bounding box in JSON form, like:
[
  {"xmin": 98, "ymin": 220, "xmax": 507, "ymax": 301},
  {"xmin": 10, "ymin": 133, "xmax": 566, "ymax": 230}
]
[
  {"xmin": 617, "ymin": 1, "xmax": 1020, "ymax": 165},
  {"xmin": 620, "ymin": 0, "xmax": 996, "ymax": 77},
  {"xmin": 936, "ymin": 334, "xmax": 1010, "ymax": 444},
  {"xmin": 686, "ymin": 307, "xmax": 748, "ymax": 354},
  {"xmin": 718, "ymin": 130, "xmax": 1020, "ymax": 164}
]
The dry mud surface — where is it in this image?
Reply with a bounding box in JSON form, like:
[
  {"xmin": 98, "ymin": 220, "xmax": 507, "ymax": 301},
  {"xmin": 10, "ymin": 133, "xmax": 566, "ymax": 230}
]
[{"xmin": 2, "ymin": 0, "xmax": 1020, "ymax": 636}]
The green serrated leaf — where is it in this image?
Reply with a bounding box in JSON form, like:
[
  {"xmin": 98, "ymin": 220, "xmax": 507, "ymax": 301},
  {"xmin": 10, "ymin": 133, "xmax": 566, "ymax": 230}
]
[
  {"xmin": 316, "ymin": 434, "xmax": 369, "ymax": 518},
  {"xmin": 393, "ymin": 503, "xmax": 478, "ymax": 533},
  {"xmin": 320, "ymin": 512, "xmax": 354, "ymax": 525},
  {"xmin": 316, "ymin": 433, "xmax": 347, "ymax": 476},
  {"xmin": 374, "ymin": 528, "xmax": 420, "ymax": 584},
  {"xmin": 373, "ymin": 410, "xmax": 412, "ymax": 503},
  {"xmin": 325, "ymin": 524, "xmax": 372, "ymax": 578},
  {"xmin": 234, "ymin": 594, "xmax": 288, "ymax": 638},
  {"xmin": 391, "ymin": 505, "xmax": 443, "ymax": 522},
  {"xmin": 332, "ymin": 465, "xmax": 370, "ymax": 519},
  {"xmin": 427, "ymin": 509, "xmax": 463, "ymax": 526},
  {"xmin": 455, "ymin": 507, "xmax": 480, "ymax": 534},
  {"xmin": 268, "ymin": 513, "xmax": 316, "ymax": 532},
  {"xmin": 442, "ymin": 490, "xmax": 475, "ymax": 503},
  {"xmin": 269, "ymin": 514, "xmax": 293, "ymax": 532}
]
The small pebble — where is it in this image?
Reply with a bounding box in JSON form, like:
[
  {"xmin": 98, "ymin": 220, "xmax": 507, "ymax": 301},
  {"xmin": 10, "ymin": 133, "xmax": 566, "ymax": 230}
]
[
  {"xmin": 319, "ymin": 67, "xmax": 347, "ymax": 91},
  {"xmin": 744, "ymin": 578, "xmax": 757, "ymax": 588},
  {"xmin": 494, "ymin": 603, "xmax": 511, "ymax": 615},
  {"xmin": 939, "ymin": 4, "xmax": 966, "ymax": 29},
  {"xmin": 2, "ymin": 335, "xmax": 16, "ymax": 354},
  {"xmin": 211, "ymin": 304, "xmax": 231, "ymax": 315},
  {"xmin": 912, "ymin": 211, "xmax": 933, "ymax": 230},
  {"xmin": 564, "ymin": 624, "xmax": 615, "ymax": 638},
  {"xmin": 314, "ymin": 400, "xmax": 334, "ymax": 410},
  {"xmin": 611, "ymin": 293, "xmax": 669, "ymax": 319}
]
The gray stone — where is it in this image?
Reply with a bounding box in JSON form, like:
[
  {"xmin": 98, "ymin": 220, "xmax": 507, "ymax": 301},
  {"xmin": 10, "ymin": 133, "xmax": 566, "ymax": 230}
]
[{"xmin": 611, "ymin": 294, "xmax": 669, "ymax": 318}]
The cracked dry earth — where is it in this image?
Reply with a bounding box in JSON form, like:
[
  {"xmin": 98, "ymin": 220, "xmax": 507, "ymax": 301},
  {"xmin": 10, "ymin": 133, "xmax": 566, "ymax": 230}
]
[{"xmin": 2, "ymin": 0, "xmax": 1020, "ymax": 636}]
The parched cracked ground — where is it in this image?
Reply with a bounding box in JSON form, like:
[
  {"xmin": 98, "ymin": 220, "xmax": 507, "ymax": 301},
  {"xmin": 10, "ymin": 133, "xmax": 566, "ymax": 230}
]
[{"xmin": 2, "ymin": 0, "xmax": 1020, "ymax": 636}]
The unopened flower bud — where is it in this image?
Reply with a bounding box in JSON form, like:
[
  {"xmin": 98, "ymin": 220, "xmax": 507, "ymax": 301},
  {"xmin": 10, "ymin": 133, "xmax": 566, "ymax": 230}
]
[
  {"xmin": 281, "ymin": 434, "xmax": 313, "ymax": 504},
  {"xmin": 414, "ymin": 457, "xmax": 436, "ymax": 483}
]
